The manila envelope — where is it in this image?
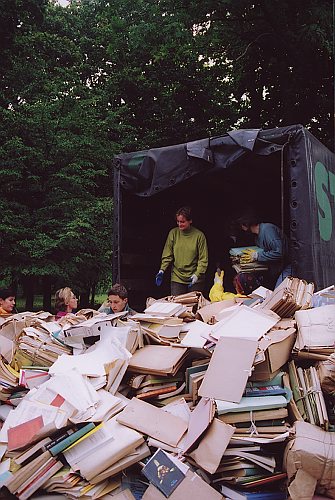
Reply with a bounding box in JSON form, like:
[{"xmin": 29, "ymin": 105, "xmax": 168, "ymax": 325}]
[
  {"xmin": 188, "ymin": 418, "xmax": 235, "ymax": 474},
  {"xmin": 142, "ymin": 469, "xmax": 223, "ymax": 500},
  {"xmin": 198, "ymin": 336, "xmax": 258, "ymax": 403},
  {"xmin": 116, "ymin": 398, "xmax": 187, "ymax": 447}
]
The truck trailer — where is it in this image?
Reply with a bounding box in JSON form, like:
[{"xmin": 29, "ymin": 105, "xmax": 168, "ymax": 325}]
[{"xmin": 113, "ymin": 124, "xmax": 335, "ymax": 310}]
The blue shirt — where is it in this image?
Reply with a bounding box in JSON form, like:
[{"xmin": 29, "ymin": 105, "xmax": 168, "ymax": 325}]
[{"xmin": 256, "ymin": 223, "xmax": 290, "ymax": 263}]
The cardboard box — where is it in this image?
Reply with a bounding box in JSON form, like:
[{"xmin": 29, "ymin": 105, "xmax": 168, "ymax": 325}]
[{"xmin": 250, "ymin": 327, "xmax": 296, "ymax": 381}]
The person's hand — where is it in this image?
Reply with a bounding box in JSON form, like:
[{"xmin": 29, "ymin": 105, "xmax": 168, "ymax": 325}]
[
  {"xmin": 188, "ymin": 274, "xmax": 198, "ymax": 288},
  {"xmin": 240, "ymin": 248, "xmax": 258, "ymax": 264},
  {"xmin": 155, "ymin": 270, "xmax": 164, "ymax": 286}
]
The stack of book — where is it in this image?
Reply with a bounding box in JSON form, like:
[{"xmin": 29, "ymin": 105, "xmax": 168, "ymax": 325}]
[
  {"xmin": 131, "ymin": 313, "xmax": 184, "ymax": 345},
  {"xmin": 288, "ymin": 360, "xmax": 329, "ymax": 429},
  {"xmin": 214, "ymin": 369, "xmax": 291, "ymax": 440},
  {"xmin": 128, "ymin": 372, "xmax": 186, "ymax": 402},
  {"xmin": 185, "ymin": 359, "xmax": 209, "ymax": 404},
  {"xmin": 146, "ymin": 290, "xmax": 209, "ymax": 315},
  {"xmin": 144, "ymin": 301, "xmax": 187, "ymax": 317},
  {"xmin": 4, "ymin": 448, "xmax": 63, "ymax": 499},
  {"xmin": 210, "ymin": 435, "xmax": 288, "ymax": 500},
  {"xmin": 0, "ymin": 356, "xmax": 21, "ymax": 403},
  {"xmin": 229, "ymin": 247, "xmax": 268, "ymax": 274},
  {"xmin": 127, "ymin": 345, "xmax": 188, "ymax": 378},
  {"xmin": 258, "ymin": 277, "xmax": 314, "ymax": 317},
  {"xmin": 292, "ymin": 304, "xmax": 335, "ymax": 361}
]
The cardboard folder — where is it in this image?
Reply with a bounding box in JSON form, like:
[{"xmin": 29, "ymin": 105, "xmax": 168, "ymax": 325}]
[
  {"xmin": 116, "ymin": 397, "xmax": 188, "ymax": 447},
  {"xmin": 188, "ymin": 418, "xmax": 235, "ymax": 474},
  {"xmin": 127, "ymin": 345, "xmax": 188, "ymax": 376},
  {"xmin": 199, "ymin": 336, "xmax": 258, "ymax": 403}
]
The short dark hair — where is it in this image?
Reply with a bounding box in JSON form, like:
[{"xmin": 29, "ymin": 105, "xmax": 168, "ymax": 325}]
[
  {"xmin": 107, "ymin": 283, "xmax": 128, "ymax": 299},
  {"xmin": 176, "ymin": 206, "xmax": 192, "ymax": 221},
  {"xmin": 0, "ymin": 288, "xmax": 15, "ymax": 300},
  {"xmin": 236, "ymin": 211, "xmax": 261, "ymax": 228}
]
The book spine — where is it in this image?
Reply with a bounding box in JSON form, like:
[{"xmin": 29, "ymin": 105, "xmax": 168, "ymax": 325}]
[
  {"xmin": 45, "ymin": 429, "xmax": 74, "ymax": 451},
  {"xmin": 49, "ymin": 422, "xmax": 95, "ymax": 456},
  {"xmin": 136, "ymin": 386, "xmax": 177, "ymax": 399},
  {"xmin": 18, "ymin": 460, "xmax": 63, "ymax": 500}
]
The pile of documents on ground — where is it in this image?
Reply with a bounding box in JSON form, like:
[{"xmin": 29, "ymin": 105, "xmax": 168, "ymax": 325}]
[{"xmin": 0, "ymin": 283, "xmax": 333, "ymax": 499}]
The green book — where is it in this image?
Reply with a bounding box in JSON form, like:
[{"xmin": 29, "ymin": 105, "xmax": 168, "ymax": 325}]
[{"xmin": 49, "ymin": 422, "xmax": 95, "ymax": 456}]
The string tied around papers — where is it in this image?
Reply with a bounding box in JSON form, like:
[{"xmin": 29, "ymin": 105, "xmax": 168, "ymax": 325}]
[
  {"xmin": 306, "ymin": 385, "xmax": 323, "ymax": 396},
  {"xmin": 28, "ymin": 338, "xmax": 49, "ymax": 366},
  {"xmin": 247, "ymin": 411, "xmax": 259, "ymax": 437}
]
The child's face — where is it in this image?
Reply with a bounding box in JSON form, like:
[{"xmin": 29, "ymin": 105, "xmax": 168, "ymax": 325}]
[{"xmin": 108, "ymin": 294, "xmax": 128, "ymax": 313}]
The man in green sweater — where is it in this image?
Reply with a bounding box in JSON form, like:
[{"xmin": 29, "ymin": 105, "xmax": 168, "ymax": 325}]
[{"xmin": 155, "ymin": 206, "xmax": 208, "ymax": 295}]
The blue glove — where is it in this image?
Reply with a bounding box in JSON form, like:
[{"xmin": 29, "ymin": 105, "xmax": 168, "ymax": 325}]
[
  {"xmin": 155, "ymin": 270, "xmax": 164, "ymax": 286},
  {"xmin": 188, "ymin": 274, "xmax": 198, "ymax": 288}
]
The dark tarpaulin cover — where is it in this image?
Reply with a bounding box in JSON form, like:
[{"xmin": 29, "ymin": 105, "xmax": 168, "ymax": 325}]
[{"xmin": 115, "ymin": 126, "xmax": 293, "ymax": 197}]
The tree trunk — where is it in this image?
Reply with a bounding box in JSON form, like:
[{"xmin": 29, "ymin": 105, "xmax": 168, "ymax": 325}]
[
  {"xmin": 90, "ymin": 283, "xmax": 96, "ymax": 308},
  {"xmin": 79, "ymin": 290, "xmax": 90, "ymax": 309},
  {"xmin": 22, "ymin": 276, "xmax": 34, "ymax": 311},
  {"xmin": 42, "ymin": 277, "xmax": 52, "ymax": 312}
]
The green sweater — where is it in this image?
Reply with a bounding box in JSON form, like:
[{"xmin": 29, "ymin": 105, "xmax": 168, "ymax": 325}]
[{"xmin": 160, "ymin": 226, "xmax": 208, "ymax": 284}]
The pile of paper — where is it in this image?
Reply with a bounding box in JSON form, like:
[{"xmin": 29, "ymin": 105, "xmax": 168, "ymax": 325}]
[
  {"xmin": 288, "ymin": 360, "xmax": 329, "ymax": 429},
  {"xmin": 293, "ymin": 304, "xmax": 335, "ymax": 360},
  {"xmin": 0, "ymin": 312, "xmax": 71, "ymax": 368},
  {"xmin": 145, "ymin": 291, "xmax": 209, "ymax": 316},
  {"xmin": 258, "ymin": 277, "xmax": 314, "ymax": 317},
  {"xmin": 0, "ymin": 280, "xmax": 333, "ymax": 499}
]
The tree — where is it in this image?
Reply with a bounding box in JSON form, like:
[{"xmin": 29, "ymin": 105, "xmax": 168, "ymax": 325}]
[{"xmin": 0, "ymin": 1, "xmax": 116, "ymax": 308}]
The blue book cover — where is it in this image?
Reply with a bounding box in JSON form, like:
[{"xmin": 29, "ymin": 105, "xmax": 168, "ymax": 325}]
[{"xmin": 142, "ymin": 449, "xmax": 185, "ymax": 498}]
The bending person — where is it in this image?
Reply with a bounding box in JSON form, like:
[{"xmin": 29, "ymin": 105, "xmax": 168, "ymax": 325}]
[
  {"xmin": 236, "ymin": 212, "xmax": 291, "ymax": 289},
  {"xmin": 0, "ymin": 288, "xmax": 16, "ymax": 316},
  {"xmin": 54, "ymin": 287, "xmax": 78, "ymax": 320},
  {"xmin": 156, "ymin": 206, "xmax": 208, "ymax": 295}
]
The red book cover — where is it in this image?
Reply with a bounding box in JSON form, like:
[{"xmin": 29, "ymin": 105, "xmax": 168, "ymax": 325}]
[{"xmin": 7, "ymin": 415, "xmax": 44, "ymax": 451}]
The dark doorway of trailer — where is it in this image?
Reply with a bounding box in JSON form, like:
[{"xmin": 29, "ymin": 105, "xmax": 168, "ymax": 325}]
[{"xmin": 120, "ymin": 149, "xmax": 289, "ymax": 311}]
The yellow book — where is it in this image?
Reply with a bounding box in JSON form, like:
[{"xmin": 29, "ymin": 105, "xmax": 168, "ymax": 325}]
[{"xmin": 64, "ymin": 422, "xmax": 105, "ymax": 452}]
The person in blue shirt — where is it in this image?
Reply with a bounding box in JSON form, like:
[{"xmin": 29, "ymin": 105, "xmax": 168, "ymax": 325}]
[
  {"xmin": 236, "ymin": 212, "xmax": 292, "ymax": 290},
  {"xmin": 98, "ymin": 283, "xmax": 136, "ymax": 316}
]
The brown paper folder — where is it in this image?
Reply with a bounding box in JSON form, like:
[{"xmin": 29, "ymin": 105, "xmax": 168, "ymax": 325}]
[
  {"xmin": 182, "ymin": 397, "xmax": 215, "ymax": 452},
  {"xmin": 116, "ymin": 397, "xmax": 187, "ymax": 447},
  {"xmin": 142, "ymin": 469, "xmax": 223, "ymax": 499},
  {"xmin": 199, "ymin": 337, "xmax": 258, "ymax": 403},
  {"xmin": 127, "ymin": 345, "xmax": 188, "ymax": 376},
  {"xmin": 188, "ymin": 418, "xmax": 235, "ymax": 474}
]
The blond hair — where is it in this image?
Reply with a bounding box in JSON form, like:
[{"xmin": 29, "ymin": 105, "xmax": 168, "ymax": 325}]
[{"xmin": 55, "ymin": 287, "xmax": 74, "ymax": 313}]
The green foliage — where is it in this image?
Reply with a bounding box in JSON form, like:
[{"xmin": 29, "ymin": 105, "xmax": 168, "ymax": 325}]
[{"xmin": 0, "ymin": 0, "xmax": 333, "ymax": 305}]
